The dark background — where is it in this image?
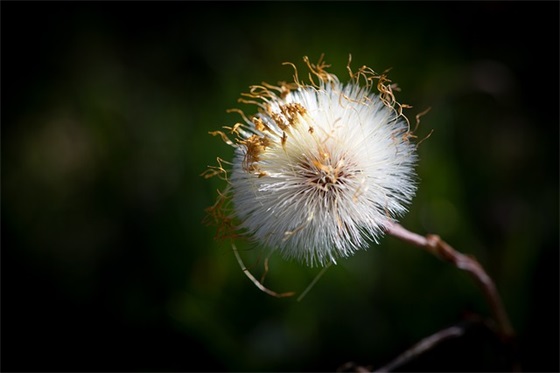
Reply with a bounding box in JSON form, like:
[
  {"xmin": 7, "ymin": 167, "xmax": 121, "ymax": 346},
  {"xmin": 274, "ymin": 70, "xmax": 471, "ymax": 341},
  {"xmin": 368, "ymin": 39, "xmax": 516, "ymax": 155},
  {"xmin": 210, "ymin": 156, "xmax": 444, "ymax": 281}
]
[{"xmin": 2, "ymin": 1, "xmax": 559, "ymax": 372}]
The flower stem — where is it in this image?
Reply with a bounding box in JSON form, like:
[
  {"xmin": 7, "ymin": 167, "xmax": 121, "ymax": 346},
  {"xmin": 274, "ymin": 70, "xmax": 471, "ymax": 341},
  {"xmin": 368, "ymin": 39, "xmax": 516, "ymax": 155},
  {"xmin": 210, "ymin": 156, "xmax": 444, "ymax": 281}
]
[{"xmin": 384, "ymin": 222, "xmax": 515, "ymax": 341}]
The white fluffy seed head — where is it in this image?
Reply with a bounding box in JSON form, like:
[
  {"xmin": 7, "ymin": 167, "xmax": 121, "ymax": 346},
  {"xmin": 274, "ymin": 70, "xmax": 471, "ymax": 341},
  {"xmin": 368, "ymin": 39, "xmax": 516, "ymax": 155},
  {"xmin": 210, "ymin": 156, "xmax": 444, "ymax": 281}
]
[{"xmin": 205, "ymin": 56, "xmax": 420, "ymax": 267}]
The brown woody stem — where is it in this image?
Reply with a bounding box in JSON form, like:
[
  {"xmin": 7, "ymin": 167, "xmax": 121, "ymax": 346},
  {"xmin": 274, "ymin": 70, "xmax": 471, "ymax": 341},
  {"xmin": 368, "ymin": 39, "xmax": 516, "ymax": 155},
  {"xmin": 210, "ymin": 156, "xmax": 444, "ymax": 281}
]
[{"xmin": 384, "ymin": 221, "xmax": 514, "ymax": 340}]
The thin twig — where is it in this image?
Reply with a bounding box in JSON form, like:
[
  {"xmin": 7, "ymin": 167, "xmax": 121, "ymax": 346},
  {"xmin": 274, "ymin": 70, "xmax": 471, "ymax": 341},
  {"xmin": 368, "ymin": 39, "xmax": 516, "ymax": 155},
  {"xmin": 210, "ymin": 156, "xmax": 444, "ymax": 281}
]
[
  {"xmin": 231, "ymin": 244, "xmax": 337, "ymax": 300},
  {"xmin": 232, "ymin": 243, "xmax": 295, "ymax": 298},
  {"xmin": 297, "ymin": 261, "xmax": 332, "ymax": 302},
  {"xmin": 384, "ymin": 221, "xmax": 515, "ymax": 341},
  {"xmin": 373, "ymin": 322, "xmax": 467, "ymax": 372}
]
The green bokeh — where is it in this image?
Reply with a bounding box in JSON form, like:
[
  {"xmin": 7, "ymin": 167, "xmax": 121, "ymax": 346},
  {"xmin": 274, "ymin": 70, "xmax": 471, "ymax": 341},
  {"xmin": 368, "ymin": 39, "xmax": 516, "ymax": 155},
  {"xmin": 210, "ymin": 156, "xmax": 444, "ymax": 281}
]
[{"xmin": 3, "ymin": 2, "xmax": 558, "ymax": 372}]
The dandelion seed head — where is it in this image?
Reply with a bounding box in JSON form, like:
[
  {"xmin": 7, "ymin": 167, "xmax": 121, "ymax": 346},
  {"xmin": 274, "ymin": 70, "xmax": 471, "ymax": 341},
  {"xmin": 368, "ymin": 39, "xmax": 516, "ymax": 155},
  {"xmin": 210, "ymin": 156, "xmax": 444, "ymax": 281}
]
[{"xmin": 205, "ymin": 56, "xmax": 420, "ymax": 267}]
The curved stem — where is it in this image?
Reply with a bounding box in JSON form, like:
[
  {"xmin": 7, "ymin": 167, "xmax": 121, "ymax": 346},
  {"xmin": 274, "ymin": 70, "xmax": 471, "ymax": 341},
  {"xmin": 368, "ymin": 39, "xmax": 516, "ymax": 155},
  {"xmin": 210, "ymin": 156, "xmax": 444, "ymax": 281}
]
[
  {"xmin": 384, "ymin": 222, "xmax": 514, "ymax": 340},
  {"xmin": 373, "ymin": 322, "xmax": 466, "ymax": 372},
  {"xmin": 232, "ymin": 243, "xmax": 295, "ymax": 298}
]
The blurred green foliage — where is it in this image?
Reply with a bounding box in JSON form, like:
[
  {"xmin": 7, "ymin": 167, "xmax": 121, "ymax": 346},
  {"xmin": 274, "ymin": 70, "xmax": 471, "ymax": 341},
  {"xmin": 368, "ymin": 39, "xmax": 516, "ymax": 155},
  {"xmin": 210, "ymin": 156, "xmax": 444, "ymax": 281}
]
[{"xmin": 3, "ymin": 1, "xmax": 558, "ymax": 372}]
